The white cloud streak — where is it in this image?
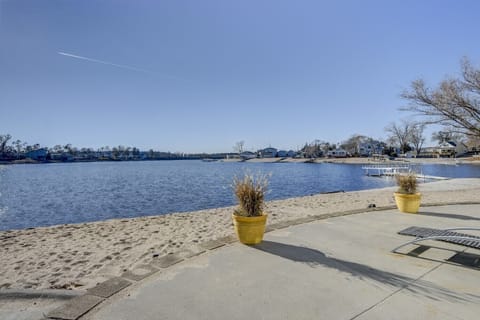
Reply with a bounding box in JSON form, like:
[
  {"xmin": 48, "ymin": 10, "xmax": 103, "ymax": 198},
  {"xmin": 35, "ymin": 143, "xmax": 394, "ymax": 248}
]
[{"xmin": 58, "ymin": 51, "xmax": 153, "ymax": 74}]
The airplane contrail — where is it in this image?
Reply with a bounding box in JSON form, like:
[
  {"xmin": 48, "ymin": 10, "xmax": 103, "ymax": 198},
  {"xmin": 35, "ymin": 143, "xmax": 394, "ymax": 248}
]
[{"xmin": 58, "ymin": 51, "xmax": 153, "ymax": 74}]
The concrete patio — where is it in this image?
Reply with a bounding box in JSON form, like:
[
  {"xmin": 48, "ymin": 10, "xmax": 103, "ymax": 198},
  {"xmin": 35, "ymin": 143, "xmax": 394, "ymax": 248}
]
[{"xmin": 82, "ymin": 204, "xmax": 480, "ymax": 320}]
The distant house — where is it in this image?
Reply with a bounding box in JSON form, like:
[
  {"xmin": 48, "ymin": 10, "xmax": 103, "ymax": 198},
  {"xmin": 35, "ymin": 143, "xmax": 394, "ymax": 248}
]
[
  {"xmin": 50, "ymin": 152, "xmax": 74, "ymax": 161},
  {"xmin": 294, "ymin": 151, "xmax": 306, "ymax": 158},
  {"xmin": 25, "ymin": 148, "xmax": 48, "ymax": 161},
  {"xmin": 358, "ymin": 142, "xmax": 384, "ymax": 157},
  {"xmin": 99, "ymin": 151, "xmax": 113, "ymax": 160},
  {"xmin": 240, "ymin": 151, "xmax": 257, "ymax": 160},
  {"xmin": 258, "ymin": 148, "xmax": 277, "ymax": 158},
  {"xmin": 49, "ymin": 153, "xmax": 63, "ymax": 161},
  {"xmin": 327, "ymin": 149, "xmax": 348, "ymax": 158},
  {"xmin": 287, "ymin": 150, "xmax": 297, "ymax": 158},
  {"xmin": 277, "ymin": 150, "xmax": 288, "ymax": 157},
  {"xmin": 276, "ymin": 150, "xmax": 297, "ymax": 158},
  {"xmin": 437, "ymin": 141, "xmax": 468, "ymax": 157},
  {"xmin": 421, "ymin": 146, "xmax": 437, "ymax": 154}
]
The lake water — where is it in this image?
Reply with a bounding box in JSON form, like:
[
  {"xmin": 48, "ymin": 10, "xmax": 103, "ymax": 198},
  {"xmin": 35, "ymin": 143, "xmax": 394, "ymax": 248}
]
[{"xmin": 0, "ymin": 161, "xmax": 479, "ymax": 231}]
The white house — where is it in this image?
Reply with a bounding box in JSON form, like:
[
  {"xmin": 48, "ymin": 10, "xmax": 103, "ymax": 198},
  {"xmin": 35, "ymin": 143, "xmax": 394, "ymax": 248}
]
[
  {"xmin": 327, "ymin": 149, "xmax": 348, "ymax": 158},
  {"xmin": 437, "ymin": 141, "xmax": 468, "ymax": 157},
  {"xmin": 258, "ymin": 148, "xmax": 277, "ymax": 158},
  {"xmin": 240, "ymin": 151, "xmax": 257, "ymax": 160}
]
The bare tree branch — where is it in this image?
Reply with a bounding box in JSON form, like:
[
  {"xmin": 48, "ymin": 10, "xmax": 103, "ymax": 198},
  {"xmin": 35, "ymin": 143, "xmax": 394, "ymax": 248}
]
[{"xmin": 401, "ymin": 58, "xmax": 480, "ymax": 138}]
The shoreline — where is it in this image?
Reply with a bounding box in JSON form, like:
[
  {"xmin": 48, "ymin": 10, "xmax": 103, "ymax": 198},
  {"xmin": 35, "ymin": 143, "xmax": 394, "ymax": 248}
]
[
  {"xmin": 1, "ymin": 178, "xmax": 480, "ymax": 291},
  {"xmin": 240, "ymin": 156, "xmax": 480, "ymax": 165},
  {"xmin": 2, "ymin": 156, "xmax": 480, "ymax": 166}
]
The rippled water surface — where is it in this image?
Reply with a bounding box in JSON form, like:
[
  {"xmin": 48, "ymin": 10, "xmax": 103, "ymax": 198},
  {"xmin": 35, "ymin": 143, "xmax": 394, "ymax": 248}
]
[{"xmin": 0, "ymin": 161, "xmax": 479, "ymax": 230}]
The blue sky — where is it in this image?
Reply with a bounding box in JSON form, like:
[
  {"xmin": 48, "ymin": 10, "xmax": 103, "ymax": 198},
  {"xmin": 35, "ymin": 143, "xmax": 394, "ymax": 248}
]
[{"xmin": 1, "ymin": 0, "xmax": 479, "ymax": 153}]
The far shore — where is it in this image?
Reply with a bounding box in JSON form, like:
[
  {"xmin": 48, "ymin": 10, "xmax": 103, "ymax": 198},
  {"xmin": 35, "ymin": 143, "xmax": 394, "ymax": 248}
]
[
  {"xmin": 1, "ymin": 178, "xmax": 479, "ymax": 292},
  {"xmin": 1, "ymin": 155, "xmax": 480, "ymax": 166}
]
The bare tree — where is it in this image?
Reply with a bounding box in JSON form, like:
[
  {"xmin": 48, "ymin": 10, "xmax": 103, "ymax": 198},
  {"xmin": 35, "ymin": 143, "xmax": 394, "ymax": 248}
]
[
  {"xmin": 465, "ymin": 136, "xmax": 480, "ymax": 153},
  {"xmin": 13, "ymin": 139, "xmax": 26, "ymax": 155},
  {"xmin": 233, "ymin": 141, "xmax": 245, "ymax": 154},
  {"xmin": 340, "ymin": 134, "xmax": 368, "ymax": 155},
  {"xmin": 409, "ymin": 123, "xmax": 425, "ymax": 157},
  {"xmin": 431, "ymin": 130, "xmax": 465, "ymax": 144},
  {"xmin": 401, "ymin": 57, "xmax": 480, "ymax": 138},
  {"xmin": 0, "ymin": 134, "xmax": 12, "ymax": 156},
  {"xmin": 301, "ymin": 140, "xmax": 327, "ymax": 158},
  {"xmin": 385, "ymin": 121, "xmax": 413, "ymax": 154}
]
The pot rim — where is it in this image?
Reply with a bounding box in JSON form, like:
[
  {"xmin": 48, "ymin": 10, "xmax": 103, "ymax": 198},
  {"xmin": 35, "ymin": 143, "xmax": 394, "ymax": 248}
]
[
  {"xmin": 232, "ymin": 213, "xmax": 267, "ymax": 221},
  {"xmin": 394, "ymin": 192, "xmax": 422, "ymax": 197}
]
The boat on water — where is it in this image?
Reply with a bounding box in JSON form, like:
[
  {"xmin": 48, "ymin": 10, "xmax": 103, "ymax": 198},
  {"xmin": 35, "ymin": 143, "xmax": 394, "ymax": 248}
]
[{"xmin": 202, "ymin": 158, "xmax": 218, "ymax": 162}]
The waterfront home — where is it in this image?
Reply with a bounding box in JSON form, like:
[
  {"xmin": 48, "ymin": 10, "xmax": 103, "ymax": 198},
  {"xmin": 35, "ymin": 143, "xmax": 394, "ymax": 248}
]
[
  {"xmin": 25, "ymin": 148, "xmax": 48, "ymax": 161},
  {"xmin": 276, "ymin": 150, "xmax": 297, "ymax": 158},
  {"xmin": 327, "ymin": 149, "xmax": 348, "ymax": 158},
  {"xmin": 98, "ymin": 150, "xmax": 113, "ymax": 160},
  {"xmin": 287, "ymin": 150, "xmax": 297, "ymax": 157},
  {"xmin": 358, "ymin": 142, "xmax": 384, "ymax": 157},
  {"xmin": 49, "ymin": 152, "xmax": 74, "ymax": 161},
  {"xmin": 437, "ymin": 141, "xmax": 468, "ymax": 157},
  {"xmin": 258, "ymin": 147, "xmax": 278, "ymax": 158},
  {"xmin": 240, "ymin": 151, "xmax": 257, "ymax": 160},
  {"xmin": 277, "ymin": 150, "xmax": 288, "ymax": 157}
]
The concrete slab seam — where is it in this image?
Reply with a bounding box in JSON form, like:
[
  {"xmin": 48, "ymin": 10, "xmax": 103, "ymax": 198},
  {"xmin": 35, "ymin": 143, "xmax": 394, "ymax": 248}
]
[
  {"xmin": 349, "ymin": 261, "xmax": 444, "ymax": 320},
  {"xmin": 86, "ymin": 277, "xmax": 132, "ymax": 298},
  {"xmin": 199, "ymin": 239, "xmax": 226, "ymax": 250},
  {"xmin": 46, "ymin": 294, "xmax": 104, "ymax": 320}
]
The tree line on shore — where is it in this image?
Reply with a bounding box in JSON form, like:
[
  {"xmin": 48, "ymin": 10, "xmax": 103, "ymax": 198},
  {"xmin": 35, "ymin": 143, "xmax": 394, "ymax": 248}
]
[{"xmin": 0, "ymin": 139, "xmax": 235, "ymax": 162}]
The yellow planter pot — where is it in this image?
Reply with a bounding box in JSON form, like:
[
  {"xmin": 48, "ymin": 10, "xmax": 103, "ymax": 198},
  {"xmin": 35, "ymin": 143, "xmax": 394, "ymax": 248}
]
[
  {"xmin": 232, "ymin": 214, "xmax": 267, "ymax": 245},
  {"xmin": 394, "ymin": 192, "xmax": 421, "ymax": 213}
]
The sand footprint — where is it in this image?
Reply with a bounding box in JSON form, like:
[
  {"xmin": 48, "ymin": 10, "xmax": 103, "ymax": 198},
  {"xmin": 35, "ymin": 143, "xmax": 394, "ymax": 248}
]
[
  {"xmin": 100, "ymin": 255, "xmax": 113, "ymax": 262},
  {"xmin": 71, "ymin": 260, "xmax": 88, "ymax": 266}
]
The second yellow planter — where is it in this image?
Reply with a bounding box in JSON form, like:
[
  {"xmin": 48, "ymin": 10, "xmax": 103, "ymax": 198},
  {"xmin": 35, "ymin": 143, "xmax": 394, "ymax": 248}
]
[
  {"xmin": 232, "ymin": 214, "xmax": 267, "ymax": 245},
  {"xmin": 394, "ymin": 192, "xmax": 422, "ymax": 213}
]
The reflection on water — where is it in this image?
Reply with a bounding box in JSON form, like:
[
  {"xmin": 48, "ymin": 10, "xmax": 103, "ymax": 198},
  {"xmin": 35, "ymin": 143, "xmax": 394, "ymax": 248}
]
[{"xmin": 0, "ymin": 161, "xmax": 479, "ymax": 230}]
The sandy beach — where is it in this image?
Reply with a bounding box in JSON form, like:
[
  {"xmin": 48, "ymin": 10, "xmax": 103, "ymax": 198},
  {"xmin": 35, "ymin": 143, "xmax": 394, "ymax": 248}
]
[{"xmin": 1, "ymin": 178, "xmax": 479, "ymax": 292}]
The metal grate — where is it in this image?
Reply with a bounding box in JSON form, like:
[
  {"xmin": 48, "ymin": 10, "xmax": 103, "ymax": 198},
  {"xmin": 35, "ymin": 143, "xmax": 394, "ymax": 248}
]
[{"xmin": 398, "ymin": 226, "xmax": 480, "ymax": 249}]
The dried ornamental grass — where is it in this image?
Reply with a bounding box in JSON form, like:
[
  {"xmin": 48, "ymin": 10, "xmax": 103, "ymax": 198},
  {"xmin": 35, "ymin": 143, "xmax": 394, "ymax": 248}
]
[
  {"xmin": 233, "ymin": 173, "xmax": 269, "ymax": 217},
  {"xmin": 396, "ymin": 173, "xmax": 418, "ymax": 194}
]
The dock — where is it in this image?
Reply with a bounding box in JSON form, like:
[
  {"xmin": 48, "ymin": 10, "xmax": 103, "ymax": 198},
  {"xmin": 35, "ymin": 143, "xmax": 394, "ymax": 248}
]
[
  {"xmin": 362, "ymin": 164, "xmax": 449, "ymax": 181},
  {"xmin": 362, "ymin": 164, "xmax": 411, "ymax": 177}
]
